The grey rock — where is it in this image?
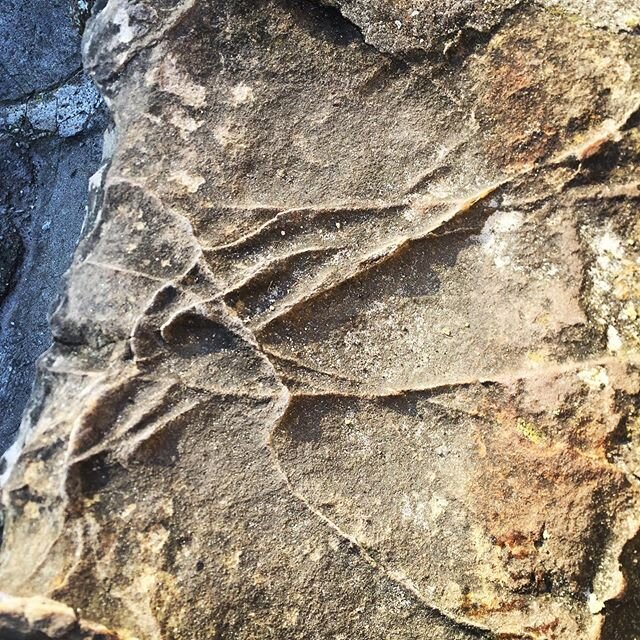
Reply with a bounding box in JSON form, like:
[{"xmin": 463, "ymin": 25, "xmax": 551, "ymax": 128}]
[
  {"xmin": 0, "ymin": 73, "xmax": 104, "ymax": 139},
  {"xmin": 0, "ymin": 0, "xmax": 82, "ymax": 102},
  {"xmin": 0, "ymin": 130, "xmax": 106, "ymax": 451},
  {"xmin": 321, "ymin": 0, "xmax": 521, "ymax": 52},
  {"xmin": 0, "ymin": 1, "xmax": 108, "ymax": 450}
]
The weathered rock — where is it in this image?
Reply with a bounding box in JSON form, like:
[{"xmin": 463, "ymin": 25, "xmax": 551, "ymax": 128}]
[
  {"xmin": 0, "ymin": 593, "xmax": 122, "ymax": 640},
  {"xmin": 0, "ymin": 0, "xmax": 83, "ymax": 102},
  {"xmin": 325, "ymin": 0, "xmax": 640, "ymax": 54},
  {"xmin": 0, "ymin": 0, "xmax": 108, "ymax": 450},
  {"xmin": 1, "ymin": 0, "xmax": 640, "ymax": 638},
  {"xmin": 318, "ymin": 0, "xmax": 521, "ymax": 53}
]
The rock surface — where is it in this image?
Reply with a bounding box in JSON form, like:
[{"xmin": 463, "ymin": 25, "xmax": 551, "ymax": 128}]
[
  {"xmin": 1, "ymin": 0, "xmax": 640, "ymax": 638},
  {"xmin": 0, "ymin": 593, "xmax": 121, "ymax": 640},
  {"xmin": 0, "ymin": 0, "xmax": 108, "ymax": 450}
]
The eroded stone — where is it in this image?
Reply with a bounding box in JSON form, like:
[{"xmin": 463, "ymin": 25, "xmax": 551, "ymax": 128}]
[{"xmin": 1, "ymin": 1, "xmax": 639, "ymax": 638}]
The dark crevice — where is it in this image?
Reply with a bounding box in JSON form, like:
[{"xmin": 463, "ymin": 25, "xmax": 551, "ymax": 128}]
[
  {"xmin": 601, "ymin": 529, "xmax": 640, "ymax": 638},
  {"xmin": 305, "ymin": 1, "xmax": 367, "ymax": 46},
  {"xmin": 0, "ymin": 66, "xmax": 84, "ymax": 110}
]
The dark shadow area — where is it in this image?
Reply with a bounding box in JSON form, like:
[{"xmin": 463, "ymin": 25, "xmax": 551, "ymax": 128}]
[{"xmin": 601, "ymin": 531, "xmax": 640, "ymax": 639}]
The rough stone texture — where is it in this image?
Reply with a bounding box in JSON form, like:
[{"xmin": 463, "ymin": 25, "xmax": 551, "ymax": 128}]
[
  {"xmin": 320, "ymin": 0, "xmax": 640, "ymax": 53},
  {"xmin": 1, "ymin": 0, "xmax": 640, "ymax": 639},
  {"xmin": 0, "ymin": 0, "xmax": 83, "ymax": 102},
  {"xmin": 0, "ymin": 593, "xmax": 121, "ymax": 640},
  {"xmin": 319, "ymin": 0, "xmax": 521, "ymax": 52},
  {"xmin": 0, "ymin": 0, "xmax": 108, "ymax": 450}
]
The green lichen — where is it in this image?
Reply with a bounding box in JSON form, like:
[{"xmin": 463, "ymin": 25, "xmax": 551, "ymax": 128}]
[{"xmin": 516, "ymin": 417, "xmax": 546, "ymax": 445}]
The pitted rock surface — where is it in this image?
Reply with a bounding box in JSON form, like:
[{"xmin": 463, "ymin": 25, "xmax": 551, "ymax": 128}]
[{"xmin": 1, "ymin": 1, "xmax": 640, "ymax": 639}]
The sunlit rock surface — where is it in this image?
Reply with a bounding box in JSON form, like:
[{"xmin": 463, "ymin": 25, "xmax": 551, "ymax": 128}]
[{"xmin": 1, "ymin": 0, "xmax": 640, "ymax": 638}]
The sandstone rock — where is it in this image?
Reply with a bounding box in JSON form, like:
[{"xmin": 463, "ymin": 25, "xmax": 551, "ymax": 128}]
[
  {"xmin": 0, "ymin": 593, "xmax": 122, "ymax": 640},
  {"xmin": 1, "ymin": 0, "xmax": 640, "ymax": 638}
]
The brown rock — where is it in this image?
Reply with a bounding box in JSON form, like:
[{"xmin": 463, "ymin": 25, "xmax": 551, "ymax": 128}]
[{"xmin": 1, "ymin": 0, "xmax": 639, "ymax": 638}]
